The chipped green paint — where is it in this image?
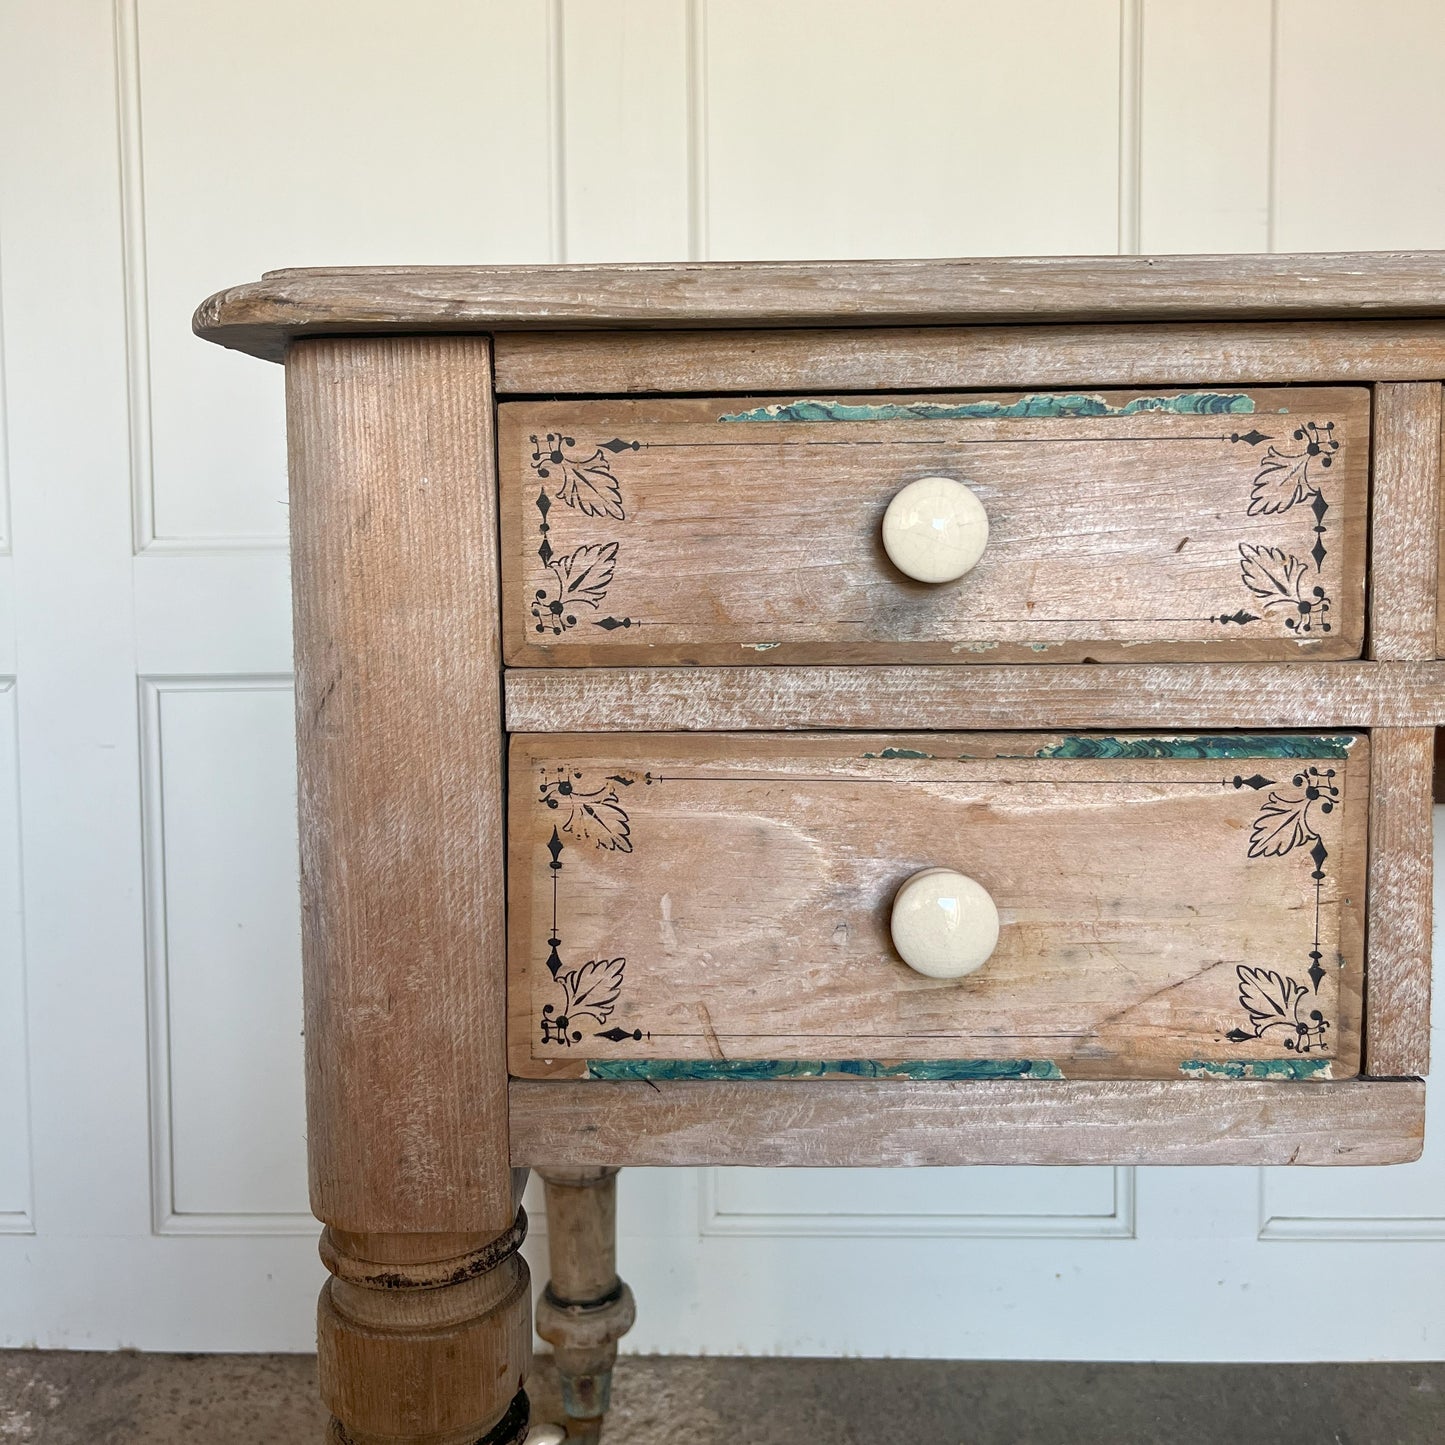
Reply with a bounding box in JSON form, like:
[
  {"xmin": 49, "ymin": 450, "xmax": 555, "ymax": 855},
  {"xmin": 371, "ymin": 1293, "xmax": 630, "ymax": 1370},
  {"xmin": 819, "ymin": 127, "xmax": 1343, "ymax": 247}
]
[
  {"xmin": 861, "ymin": 747, "xmax": 935, "ymax": 760},
  {"xmin": 1180, "ymin": 1058, "xmax": 1333, "ymax": 1081},
  {"xmin": 718, "ymin": 391, "xmax": 1256, "ymax": 423},
  {"xmin": 585, "ymin": 1058, "xmax": 1063, "ymax": 1082},
  {"xmin": 1029, "ymin": 735, "xmax": 1357, "ymax": 761}
]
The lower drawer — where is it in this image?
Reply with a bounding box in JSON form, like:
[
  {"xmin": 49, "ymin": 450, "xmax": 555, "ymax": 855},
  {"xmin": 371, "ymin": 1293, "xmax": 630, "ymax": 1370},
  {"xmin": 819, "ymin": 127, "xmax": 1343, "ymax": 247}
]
[{"xmin": 507, "ymin": 732, "xmax": 1368, "ymax": 1081}]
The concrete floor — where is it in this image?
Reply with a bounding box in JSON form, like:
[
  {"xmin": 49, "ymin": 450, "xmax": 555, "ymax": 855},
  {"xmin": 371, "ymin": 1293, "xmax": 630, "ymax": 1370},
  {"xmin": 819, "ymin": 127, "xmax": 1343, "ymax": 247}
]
[{"xmin": 2, "ymin": 1351, "xmax": 1443, "ymax": 1443}]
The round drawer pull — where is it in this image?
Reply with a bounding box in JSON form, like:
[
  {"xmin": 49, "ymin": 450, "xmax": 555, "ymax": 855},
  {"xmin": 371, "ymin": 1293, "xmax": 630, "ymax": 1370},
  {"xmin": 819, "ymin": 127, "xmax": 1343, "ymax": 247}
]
[
  {"xmin": 890, "ymin": 867, "xmax": 1000, "ymax": 979},
  {"xmin": 881, "ymin": 475, "xmax": 989, "ymax": 583}
]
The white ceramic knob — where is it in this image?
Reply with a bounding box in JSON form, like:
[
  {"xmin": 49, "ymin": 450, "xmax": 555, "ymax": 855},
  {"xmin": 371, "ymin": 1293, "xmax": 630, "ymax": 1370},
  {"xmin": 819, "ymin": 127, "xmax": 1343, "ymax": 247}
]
[
  {"xmin": 890, "ymin": 867, "xmax": 1000, "ymax": 979},
  {"xmin": 881, "ymin": 475, "xmax": 989, "ymax": 583}
]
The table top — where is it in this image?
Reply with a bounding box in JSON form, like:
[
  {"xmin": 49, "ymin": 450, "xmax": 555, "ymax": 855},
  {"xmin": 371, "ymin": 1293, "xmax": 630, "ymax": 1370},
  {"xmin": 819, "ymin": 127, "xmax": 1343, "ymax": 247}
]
[{"xmin": 194, "ymin": 251, "xmax": 1445, "ymax": 363}]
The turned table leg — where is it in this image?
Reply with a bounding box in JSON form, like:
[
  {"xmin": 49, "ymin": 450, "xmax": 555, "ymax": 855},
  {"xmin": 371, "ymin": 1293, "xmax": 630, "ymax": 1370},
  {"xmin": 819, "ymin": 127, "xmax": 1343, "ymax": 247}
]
[
  {"xmin": 287, "ymin": 336, "xmax": 525, "ymax": 1441},
  {"xmin": 319, "ymin": 1216, "xmax": 532, "ymax": 1445},
  {"xmin": 535, "ymin": 1168, "xmax": 636, "ymax": 1443}
]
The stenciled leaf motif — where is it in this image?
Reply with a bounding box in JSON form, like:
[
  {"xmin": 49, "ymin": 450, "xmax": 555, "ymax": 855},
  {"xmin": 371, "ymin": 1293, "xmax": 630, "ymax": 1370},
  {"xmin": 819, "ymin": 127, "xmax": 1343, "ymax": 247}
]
[
  {"xmin": 529, "ymin": 433, "xmax": 626, "ymax": 519},
  {"xmin": 566, "ymin": 791, "xmax": 632, "ymax": 852},
  {"xmin": 530, "ymin": 541, "xmax": 621, "ymax": 636},
  {"xmin": 1247, "ymin": 421, "xmax": 1338, "ymax": 516},
  {"xmin": 1228, "ymin": 964, "xmax": 1329, "ymax": 1053},
  {"xmin": 1238, "ymin": 542, "xmax": 1309, "ymax": 605},
  {"xmin": 554, "ymin": 540, "xmax": 618, "ymax": 605},
  {"xmin": 1250, "ymin": 449, "xmax": 1316, "ymax": 514},
  {"xmin": 1248, "ymin": 789, "xmax": 1318, "ymax": 858},
  {"xmin": 555, "ymin": 451, "xmax": 624, "ymax": 519},
  {"xmin": 539, "ymin": 768, "xmax": 635, "ymax": 853},
  {"xmin": 560, "ymin": 956, "xmax": 626, "ymax": 1027},
  {"xmin": 1237, "ymin": 965, "xmax": 1306, "ymax": 1030},
  {"xmin": 1247, "ymin": 766, "xmax": 1337, "ymax": 859},
  {"xmin": 1235, "ymin": 543, "xmax": 1331, "ymax": 635}
]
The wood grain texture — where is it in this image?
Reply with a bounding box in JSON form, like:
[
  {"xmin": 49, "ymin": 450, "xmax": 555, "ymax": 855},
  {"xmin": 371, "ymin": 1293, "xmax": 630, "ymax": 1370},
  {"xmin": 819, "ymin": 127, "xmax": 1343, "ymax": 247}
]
[
  {"xmin": 1370, "ymin": 383, "xmax": 1442, "ymax": 660},
  {"xmin": 502, "ymin": 389, "xmax": 1367, "ymax": 666},
  {"xmin": 318, "ymin": 1219, "xmax": 532, "ymax": 1445},
  {"xmin": 286, "ymin": 336, "xmax": 511, "ymax": 1236},
  {"xmin": 1365, "ymin": 727, "xmax": 1435, "ymax": 1077},
  {"xmin": 508, "ymin": 1078, "xmax": 1425, "ymax": 1168},
  {"xmin": 504, "ymin": 660, "xmax": 1445, "ymax": 734},
  {"xmin": 509, "ymin": 733, "xmax": 1366, "ymax": 1081},
  {"xmin": 1439, "ymin": 399, "xmax": 1445, "ymax": 655},
  {"xmin": 195, "ymin": 252, "xmax": 1445, "ymax": 362},
  {"xmin": 494, "ymin": 321, "xmax": 1445, "ymax": 395}
]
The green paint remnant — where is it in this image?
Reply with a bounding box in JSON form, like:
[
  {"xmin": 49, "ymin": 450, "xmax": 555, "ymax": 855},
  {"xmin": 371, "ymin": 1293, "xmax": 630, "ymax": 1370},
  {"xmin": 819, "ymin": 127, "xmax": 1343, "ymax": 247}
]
[
  {"xmin": 586, "ymin": 1058, "xmax": 1064, "ymax": 1082},
  {"xmin": 1180, "ymin": 1058, "xmax": 1333, "ymax": 1081},
  {"xmin": 718, "ymin": 392, "xmax": 1256, "ymax": 423},
  {"xmin": 1028, "ymin": 642, "xmax": 1051, "ymax": 652},
  {"xmin": 744, "ymin": 642, "xmax": 781, "ymax": 651},
  {"xmin": 862, "ymin": 747, "xmax": 935, "ymax": 760},
  {"xmin": 1030, "ymin": 734, "xmax": 1356, "ymax": 761}
]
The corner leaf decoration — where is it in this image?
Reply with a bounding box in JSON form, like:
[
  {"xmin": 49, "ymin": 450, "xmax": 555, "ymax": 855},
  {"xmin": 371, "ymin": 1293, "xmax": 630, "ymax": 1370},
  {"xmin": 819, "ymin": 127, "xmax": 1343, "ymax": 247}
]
[
  {"xmin": 1227, "ymin": 966, "xmax": 1328, "ymax": 1054},
  {"xmin": 1220, "ymin": 417, "xmax": 1337, "ymax": 626},
  {"xmin": 1228, "ymin": 766, "xmax": 1340, "ymax": 1054},
  {"xmin": 529, "ymin": 434, "xmax": 640, "ymax": 634},
  {"xmin": 1238, "ymin": 543, "xmax": 1331, "ymax": 634},
  {"xmin": 1247, "ymin": 764, "xmax": 1337, "ymax": 858},
  {"xmin": 538, "ymin": 769, "xmax": 645, "ymax": 1049},
  {"xmin": 1248, "ymin": 421, "xmax": 1338, "ymax": 515},
  {"xmin": 531, "ymin": 540, "xmax": 619, "ymax": 636},
  {"xmin": 540, "ymin": 767, "xmax": 634, "ymax": 852},
  {"xmin": 564, "ymin": 957, "xmax": 625, "ymax": 1026},
  {"xmin": 542, "ymin": 955, "xmax": 632, "ymax": 1047},
  {"xmin": 529, "ymin": 433, "xmax": 628, "ymax": 520}
]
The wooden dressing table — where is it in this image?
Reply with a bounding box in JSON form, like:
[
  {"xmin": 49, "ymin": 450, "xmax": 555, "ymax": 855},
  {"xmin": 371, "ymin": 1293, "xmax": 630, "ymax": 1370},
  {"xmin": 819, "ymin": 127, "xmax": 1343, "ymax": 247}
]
[{"xmin": 195, "ymin": 254, "xmax": 1442, "ymax": 1444}]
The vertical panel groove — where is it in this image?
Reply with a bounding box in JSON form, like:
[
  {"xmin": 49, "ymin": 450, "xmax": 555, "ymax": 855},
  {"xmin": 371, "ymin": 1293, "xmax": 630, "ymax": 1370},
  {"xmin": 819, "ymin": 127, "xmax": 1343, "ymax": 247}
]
[
  {"xmin": 114, "ymin": 0, "xmax": 157, "ymax": 553},
  {"xmin": 686, "ymin": 0, "xmax": 710, "ymax": 261},
  {"xmin": 547, "ymin": 0, "xmax": 568, "ymax": 263},
  {"xmin": 0, "ymin": 680, "xmax": 33, "ymax": 1232},
  {"xmin": 1266, "ymin": 0, "xmax": 1281, "ymax": 251},
  {"xmin": 1116, "ymin": 0, "xmax": 1143, "ymax": 254}
]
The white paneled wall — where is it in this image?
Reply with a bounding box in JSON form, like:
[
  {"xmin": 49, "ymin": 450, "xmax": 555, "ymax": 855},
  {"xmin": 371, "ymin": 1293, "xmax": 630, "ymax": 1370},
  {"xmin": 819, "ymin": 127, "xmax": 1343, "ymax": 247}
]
[
  {"xmin": 0, "ymin": 683, "xmax": 27, "ymax": 1232},
  {"xmin": 2, "ymin": 0, "xmax": 1445, "ymax": 1356}
]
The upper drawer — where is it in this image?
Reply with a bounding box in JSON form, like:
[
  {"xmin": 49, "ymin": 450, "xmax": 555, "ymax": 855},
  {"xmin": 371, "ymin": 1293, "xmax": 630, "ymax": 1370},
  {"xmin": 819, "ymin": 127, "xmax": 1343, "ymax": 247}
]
[{"xmin": 498, "ymin": 387, "xmax": 1368, "ymax": 666}]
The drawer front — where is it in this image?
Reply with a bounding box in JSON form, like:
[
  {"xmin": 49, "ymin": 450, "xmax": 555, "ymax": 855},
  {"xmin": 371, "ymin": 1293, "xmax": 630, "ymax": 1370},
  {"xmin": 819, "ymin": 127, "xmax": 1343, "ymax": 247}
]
[
  {"xmin": 508, "ymin": 732, "xmax": 1368, "ymax": 1081},
  {"xmin": 499, "ymin": 387, "xmax": 1368, "ymax": 666}
]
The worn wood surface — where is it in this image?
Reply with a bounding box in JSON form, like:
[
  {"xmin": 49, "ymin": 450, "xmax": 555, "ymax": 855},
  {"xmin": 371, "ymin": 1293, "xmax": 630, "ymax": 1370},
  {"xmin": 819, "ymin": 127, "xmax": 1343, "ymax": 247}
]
[
  {"xmin": 535, "ymin": 1168, "xmax": 635, "ymax": 1435},
  {"xmin": 286, "ymin": 335, "xmax": 512, "ymax": 1234},
  {"xmin": 1435, "ymin": 390, "xmax": 1445, "ymax": 657},
  {"xmin": 288, "ymin": 335, "xmax": 526, "ymax": 1441},
  {"xmin": 504, "ymin": 660, "xmax": 1445, "ymax": 734},
  {"xmin": 508, "ymin": 1078, "xmax": 1424, "ymax": 1168},
  {"xmin": 1370, "ymin": 383, "xmax": 1443, "ymax": 660},
  {"xmin": 495, "ymin": 321, "xmax": 1445, "ymax": 395},
  {"xmin": 195, "ymin": 252, "xmax": 1445, "ymax": 362},
  {"xmin": 508, "ymin": 733, "xmax": 1367, "ymax": 1081},
  {"xmin": 1365, "ymin": 728, "xmax": 1436, "ymax": 1077},
  {"xmin": 501, "ymin": 389, "xmax": 1367, "ymax": 666},
  {"xmin": 318, "ymin": 1217, "xmax": 532, "ymax": 1445}
]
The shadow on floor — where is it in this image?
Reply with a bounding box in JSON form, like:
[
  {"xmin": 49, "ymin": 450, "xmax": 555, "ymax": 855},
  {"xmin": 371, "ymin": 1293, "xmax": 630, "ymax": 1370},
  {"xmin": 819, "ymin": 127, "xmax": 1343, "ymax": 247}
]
[{"xmin": 2, "ymin": 1351, "xmax": 1442, "ymax": 1444}]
